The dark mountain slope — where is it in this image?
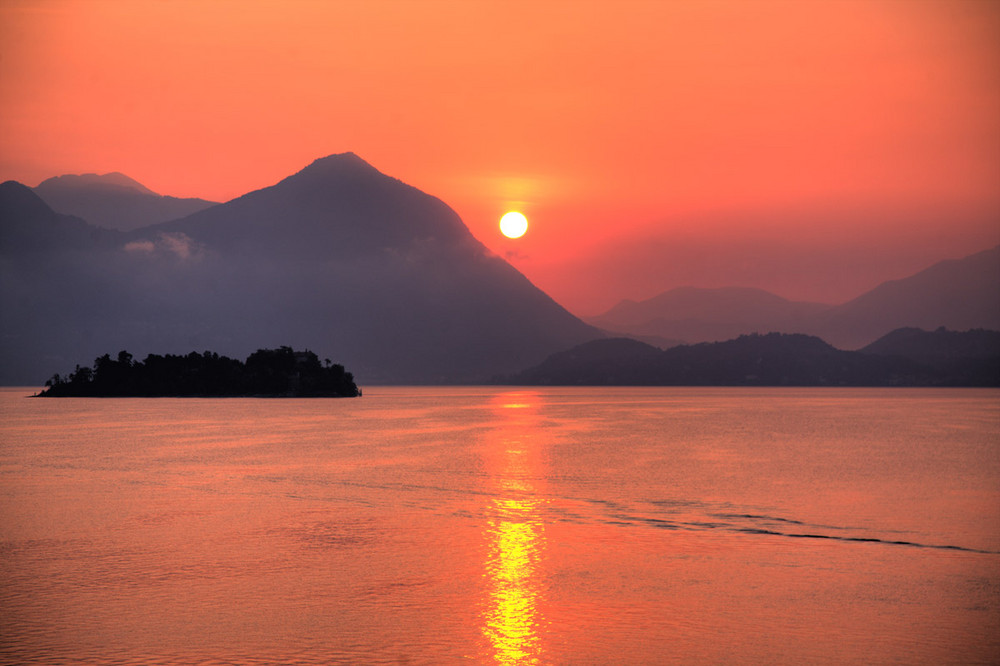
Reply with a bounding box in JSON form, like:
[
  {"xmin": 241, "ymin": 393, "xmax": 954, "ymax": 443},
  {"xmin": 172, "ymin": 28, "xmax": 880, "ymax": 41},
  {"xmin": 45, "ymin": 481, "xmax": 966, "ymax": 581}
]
[
  {"xmin": 1, "ymin": 183, "xmax": 132, "ymax": 383},
  {"xmin": 861, "ymin": 327, "xmax": 1000, "ymax": 364},
  {"xmin": 860, "ymin": 327, "xmax": 1000, "ymax": 386},
  {"xmin": 506, "ymin": 332, "xmax": 946, "ymax": 386},
  {"xmin": 1, "ymin": 181, "xmax": 122, "ymax": 252},
  {"xmin": 34, "ymin": 172, "xmax": 217, "ymax": 231},
  {"xmin": 146, "ymin": 153, "xmax": 469, "ymax": 259},
  {"xmin": 507, "ymin": 337, "xmax": 665, "ymax": 385},
  {"xmin": 2, "ymin": 155, "xmax": 601, "ymax": 385},
  {"xmin": 128, "ymin": 153, "xmax": 600, "ymax": 383}
]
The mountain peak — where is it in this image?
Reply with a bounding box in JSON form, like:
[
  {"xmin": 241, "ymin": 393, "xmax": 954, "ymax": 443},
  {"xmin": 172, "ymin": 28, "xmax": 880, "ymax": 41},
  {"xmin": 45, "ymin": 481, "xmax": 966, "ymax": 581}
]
[
  {"xmin": 147, "ymin": 151, "xmax": 473, "ymax": 261},
  {"xmin": 311, "ymin": 151, "xmax": 368, "ymax": 166},
  {"xmin": 30, "ymin": 173, "xmax": 217, "ymax": 231},
  {"xmin": 261, "ymin": 152, "xmax": 396, "ymax": 197},
  {"xmin": 294, "ymin": 152, "xmax": 383, "ymax": 179},
  {"xmin": 36, "ymin": 172, "xmax": 158, "ymax": 196},
  {"xmin": 1, "ymin": 180, "xmax": 56, "ymax": 220},
  {"xmin": 2, "ymin": 156, "xmax": 600, "ymax": 385}
]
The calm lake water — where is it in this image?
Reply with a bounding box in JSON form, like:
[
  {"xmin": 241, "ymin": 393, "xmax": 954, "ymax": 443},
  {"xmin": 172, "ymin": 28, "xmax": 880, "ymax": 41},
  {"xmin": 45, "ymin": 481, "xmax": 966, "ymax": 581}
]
[{"xmin": 1, "ymin": 386, "xmax": 998, "ymax": 665}]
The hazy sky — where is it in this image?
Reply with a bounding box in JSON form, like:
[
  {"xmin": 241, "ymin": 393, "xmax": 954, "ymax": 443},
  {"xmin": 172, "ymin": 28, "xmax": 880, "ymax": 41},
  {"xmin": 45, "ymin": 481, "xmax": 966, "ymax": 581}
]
[{"xmin": 2, "ymin": 0, "xmax": 998, "ymax": 314}]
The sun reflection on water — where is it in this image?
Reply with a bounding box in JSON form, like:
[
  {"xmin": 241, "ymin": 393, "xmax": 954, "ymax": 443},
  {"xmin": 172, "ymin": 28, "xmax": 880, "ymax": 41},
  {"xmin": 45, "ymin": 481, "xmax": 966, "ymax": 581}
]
[{"xmin": 482, "ymin": 392, "xmax": 547, "ymax": 666}]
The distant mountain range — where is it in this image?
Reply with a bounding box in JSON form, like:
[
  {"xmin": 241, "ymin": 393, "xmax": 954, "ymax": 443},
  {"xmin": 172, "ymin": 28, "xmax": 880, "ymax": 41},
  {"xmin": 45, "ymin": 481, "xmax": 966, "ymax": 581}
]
[
  {"xmin": 33, "ymin": 172, "xmax": 217, "ymax": 231},
  {"xmin": 587, "ymin": 246, "xmax": 1000, "ymax": 350},
  {"xmin": 1, "ymin": 154, "xmax": 599, "ymax": 385},
  {"xmin": 587, "ymin": 286, "xmax": 829, "ymax": 349},
  {"xmin": 3, "ymin": 153, "xmax": 998, "ymax": 386},
  {"xmin": 504, "ymin": 328, "xmax": 1000, "ymax": 386}
]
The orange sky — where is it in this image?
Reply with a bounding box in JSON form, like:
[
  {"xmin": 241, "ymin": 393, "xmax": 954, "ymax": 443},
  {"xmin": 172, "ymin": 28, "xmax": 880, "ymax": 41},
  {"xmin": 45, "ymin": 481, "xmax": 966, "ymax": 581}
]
[{"xmin": 2, "ymin": 0, "xmax": 998, "ymax": 314}]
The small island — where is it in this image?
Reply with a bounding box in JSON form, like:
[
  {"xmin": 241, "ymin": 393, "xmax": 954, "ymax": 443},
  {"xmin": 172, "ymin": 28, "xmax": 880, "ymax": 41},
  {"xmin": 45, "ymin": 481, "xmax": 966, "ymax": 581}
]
[{"xmin": 37, "ymin": 347, "xmax": 361, "ymax": 397}]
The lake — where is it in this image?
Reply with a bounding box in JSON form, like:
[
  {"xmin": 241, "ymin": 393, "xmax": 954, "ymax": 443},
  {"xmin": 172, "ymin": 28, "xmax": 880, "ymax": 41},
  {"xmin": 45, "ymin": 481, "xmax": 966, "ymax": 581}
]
[{"xmin": 1, "ymin": 386, "xmax": 998, "ymax": 664}]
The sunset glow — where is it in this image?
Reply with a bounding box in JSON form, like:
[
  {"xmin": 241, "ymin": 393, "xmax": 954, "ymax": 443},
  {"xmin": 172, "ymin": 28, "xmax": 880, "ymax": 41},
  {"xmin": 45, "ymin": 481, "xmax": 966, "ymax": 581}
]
[
  {"xmin": 500, "ymin": 212, "xmax": 528, "ymax": 239},
  {"xmin": 1, "ymin": 0, "xmax": 997, "ymax": 313},
  {"xmin": 3, "ymin": 1, "xmax": 999, "ymax": 657}
]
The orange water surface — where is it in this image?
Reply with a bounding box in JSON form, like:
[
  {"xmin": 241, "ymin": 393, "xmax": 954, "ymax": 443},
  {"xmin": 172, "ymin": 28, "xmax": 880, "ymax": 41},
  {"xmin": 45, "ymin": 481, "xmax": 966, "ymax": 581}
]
[{"xmin": 1, "ymin": 387, "xmax": 998, "ymax": 664}]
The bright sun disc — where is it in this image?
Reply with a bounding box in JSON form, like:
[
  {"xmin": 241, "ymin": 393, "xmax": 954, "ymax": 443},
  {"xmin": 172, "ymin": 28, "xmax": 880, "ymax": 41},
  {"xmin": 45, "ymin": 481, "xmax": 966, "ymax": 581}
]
[{"xmin": 499, "ymin": 212, "xmax": 528, "ymax": 239}]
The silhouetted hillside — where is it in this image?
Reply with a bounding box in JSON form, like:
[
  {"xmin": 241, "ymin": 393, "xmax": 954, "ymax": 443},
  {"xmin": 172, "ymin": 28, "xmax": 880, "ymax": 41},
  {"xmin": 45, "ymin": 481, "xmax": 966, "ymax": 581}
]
[
  {"xmin": 505, "ymin": 332, "xmax": 973, "ymax": 386},
  {"xmin": 1, "ymin": 154, "xmax": 601, "ymax": 385},
  {"xmin": 146, "ymin": 152, "xmax": 470, "ymax": 259},
  {"xmin": 34, "ymin": 173, "xmax": 217, "ymax": 231},
  {"xmin": 37, "ymin": 347, "xmax": 360, "ymax": 397},
  {"xmin": 1, "ymin": 182, "xmax": 138, "ymax": 384},
  {"xmin": 502, "ymin": 337, "xmax": 665, "ymax": 385},
  {"xmin": 1, "ymin": 181, "xmax": 122, "ymax": 252},
  {"xmin": 860, "ymin": 327, "xmax": 1000, "ymax": 386}
]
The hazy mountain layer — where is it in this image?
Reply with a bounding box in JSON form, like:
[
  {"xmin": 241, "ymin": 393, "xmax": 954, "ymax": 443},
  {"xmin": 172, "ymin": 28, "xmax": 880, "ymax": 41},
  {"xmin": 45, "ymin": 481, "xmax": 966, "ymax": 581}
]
[
  {"xmin": 589, "ymin": 247, "xmax": 1000, "ymax": 349},
  {"xmin": 588, "ymin": 286, "xmax": 830, "ymax": 344},
  {"xmin": 6, "ymin": 155, "xmax": 997, "ymax": 385},
  {"xmin": 34, "ymin": 172, "xmax": 217, "ymax": 231},
  {"xmin": 1, "ymin": 155, "xmax": 601, "ymax": 385},
  {"xmin": 814, "ymin": 246, "xmax": 1000, "ymax": 348}
]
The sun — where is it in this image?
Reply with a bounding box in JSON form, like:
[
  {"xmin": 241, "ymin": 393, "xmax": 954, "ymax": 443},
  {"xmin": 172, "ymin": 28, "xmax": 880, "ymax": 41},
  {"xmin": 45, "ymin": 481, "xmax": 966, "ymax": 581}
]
[{"xmin": 499, "ymin": 211, "xmax": 528, "ymax": 239}]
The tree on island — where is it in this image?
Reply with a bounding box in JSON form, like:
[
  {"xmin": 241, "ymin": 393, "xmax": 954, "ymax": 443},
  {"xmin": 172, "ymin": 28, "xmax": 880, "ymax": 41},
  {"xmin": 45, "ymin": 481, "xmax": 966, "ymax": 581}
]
[{"xmin": 37, "ymin": 347, "xmax": 361, "ymax": 397}]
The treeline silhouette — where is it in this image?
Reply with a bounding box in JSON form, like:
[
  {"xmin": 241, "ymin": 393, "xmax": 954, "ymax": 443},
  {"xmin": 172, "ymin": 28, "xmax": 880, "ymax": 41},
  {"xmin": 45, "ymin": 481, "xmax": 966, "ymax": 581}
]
[
  {"xmin": 502, "ymin": 330, "xmax": 1000, "ymax": 387},
  {"xmin": 37, "ymin": 347, "xmax": 360, "ymax": 397}
]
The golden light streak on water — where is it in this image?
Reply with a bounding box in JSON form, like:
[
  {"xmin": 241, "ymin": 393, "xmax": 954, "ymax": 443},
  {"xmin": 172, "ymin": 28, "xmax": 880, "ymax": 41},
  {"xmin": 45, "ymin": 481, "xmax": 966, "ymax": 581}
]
[
  {"xmin": 484, "ymin": 501, "xmax": 543, "ymax": 665},
  {"xmin": 482, "ymin": 392, "xmax": 547, "ymax": 666}
]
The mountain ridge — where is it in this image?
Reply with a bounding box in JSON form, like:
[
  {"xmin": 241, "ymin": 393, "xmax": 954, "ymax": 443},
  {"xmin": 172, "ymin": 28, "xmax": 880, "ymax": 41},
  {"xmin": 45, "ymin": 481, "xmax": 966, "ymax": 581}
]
[
  {"xmin": 1, "ymin": 180, "xmax": 122, "ymax": 252},
  {"xmin": 4, "ymin": 153, "xmax": 997, "ymax": 385},
  {"xmin": 142, "ymin": 152, "xmax": 470, "ymax": 259},
  {"xmin": 505, "ymin": 328, "xmax": 999, "ymax": 386},
  {"xmin": 814, "ymin": 245, "xmax": 1000, "ymax": 347},
  {"xmin": 588, "ymin": 246, "xmax": 1000, "ymax": 349},
  {"xmin": 36, "ymin": 172, "xmax": 159, "ymax": 196},
  {"xmin": 33, "ymin": 172, "xmax": 217, "ymax": 231},
  {"xmin": 1, "ymin": 154, "xmax": 601, "ymax": 385},
  {"xmin": 588, "ymin": 286, "xmax": 831, "ymax": 344}
]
